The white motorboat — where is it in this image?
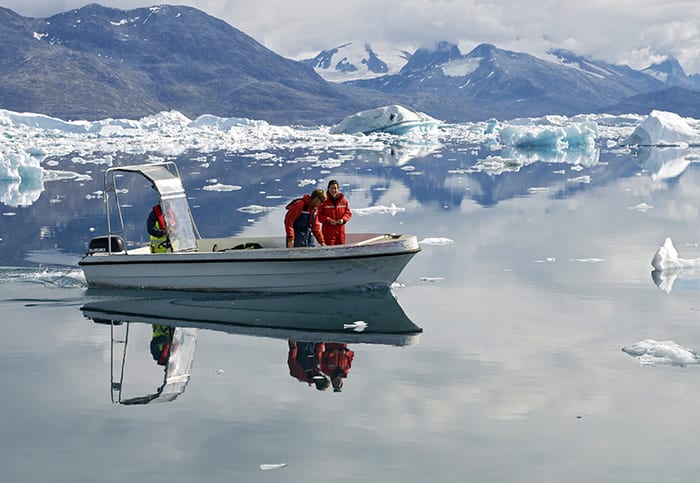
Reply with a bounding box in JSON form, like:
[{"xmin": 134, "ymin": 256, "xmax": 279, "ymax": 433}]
[{"xmin": 79, "ymin": 162, "xmax": 421, "ymax": 292}]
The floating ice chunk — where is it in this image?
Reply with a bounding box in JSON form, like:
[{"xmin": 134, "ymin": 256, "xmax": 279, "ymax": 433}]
[
  {"xmin": 622, "ymin": 339, "xmax": 698, "ymax": 366},
  {"xmin": 621, "ymin": 110, "xmax": 698, "ymax": 146},
  {"xmin": 343, "ymin": 321, "xmax": 367, "ymax": 332},
  {"xmin": 43, "ymin": 170, "xmax": 92, "ymax": 182},
  {"xmin": 419, "ymin": 277, "xmax": 444, "ymax": 283},
  {"xmin": 354, "ymin": 203, "xmax": 405, "ymax": 216},
  {"xmin": 419, "ymin": 237, "xmax": 454, "ymax": 246},
  {"xmin": 259, "ymin": 463, "xmax": 287, "ymax": 471},
  {"xmin": 628, "ymin": 203, "xmax": 652, "ymax": 212},
  {"xmin": 471, "ymin": 155, "xmax": 523, "ymax": 175},
  {"xmin": 567, "ymin": 175, "xmax": 591, "ymax": 184},
  {"xmin": 202, "ymin": 183, "xmax": 241, "ymax": 192},
  {"xmin": 569, "ymin": 258, "xmax": 604, "ymax": 263},
  {"xmin": 237, "ymin": 205, "xmax": 275, "ymax": 214}
]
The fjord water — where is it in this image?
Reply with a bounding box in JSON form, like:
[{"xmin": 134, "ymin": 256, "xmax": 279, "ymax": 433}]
[{"xmin": 3, "ymin": 123, "xmax": 700, "ymax": 482}]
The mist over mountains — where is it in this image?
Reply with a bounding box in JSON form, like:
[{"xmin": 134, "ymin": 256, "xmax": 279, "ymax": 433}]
[{"xmin": 1, "ymin": 3, "xmax": 698, "ymax": 124}]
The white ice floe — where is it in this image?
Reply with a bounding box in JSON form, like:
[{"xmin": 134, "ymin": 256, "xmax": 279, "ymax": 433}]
[
  {"xmin": 621, "ymin": 110, "xmax": 700, "ymax": 146},
  {"xmin": 259, "ymin": 463, "xmax": 287, "ymax": 471},
  {"xmin": 354, "ymin": 203, "xmax": 405, "ymax": 216},
  {"xmin": 201, "ymin": 183, "xmax": 242, "ymax": 192},
  {"xmin": 622, "ymin": 339, "xmax": 698, "ymax": 366},
  {"xmin": 236, "ymin": 205, "xmax": 276, "ymax": 214},
  {"xmin": 419, "ymin": 277, "xmax": 445, "ymax": 283},
  {"xmin": 627, "ymin": 202, "xmax": 653, "ymax": 212},
  {"xmin": 566, "ymin": 175, "xmax": 591, "ymax": 184}
]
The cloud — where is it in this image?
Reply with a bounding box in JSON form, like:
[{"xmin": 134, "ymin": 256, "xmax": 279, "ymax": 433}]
[{"xmin": 4, "ymin": 0, "xmax": 700, "ymax": 73}]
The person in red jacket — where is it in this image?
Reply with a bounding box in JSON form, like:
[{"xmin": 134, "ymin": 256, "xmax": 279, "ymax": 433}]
[
  {"xmin": 287, "ymin": 340, "xmax": 330, "ymax": 391},
  {"xmin": 320, "ymin": 342, "xmax": 355, "ymax": 392},
  {"xmin": 318, "ymin": 180, "xmax": 352, "ymax": 245},
  {"xmin": 284, "ymin": 189, "xmax": 327, "ymax": 248}
]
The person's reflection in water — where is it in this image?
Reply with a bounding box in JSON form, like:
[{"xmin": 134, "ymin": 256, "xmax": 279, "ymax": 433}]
[
  {"xmin": 321, "ymin": 343, "xmax": 354, "ymax": 393},
  {"xmin": 150, "ymin": 324, "xmax": 175, "ymax": 366},
  {"xmin": 287, "ymin": 340, "xmax": 330, "ymax": 391}
]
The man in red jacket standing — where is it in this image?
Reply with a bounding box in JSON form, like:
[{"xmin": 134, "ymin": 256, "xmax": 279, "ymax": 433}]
[{"xmin": 318, "ymin": 180, "xmax": 352, "ymax": 245}]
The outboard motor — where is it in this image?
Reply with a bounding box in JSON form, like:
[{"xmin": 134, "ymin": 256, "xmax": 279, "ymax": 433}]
[{"xmin": 87, "ymin": 235, "xmax": 125, "ymax": 255}]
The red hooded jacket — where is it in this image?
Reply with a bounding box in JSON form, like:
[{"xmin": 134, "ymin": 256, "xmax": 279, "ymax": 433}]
[
  {"xmin": 318, "ymin": 192, "xmax": 352, "ymax": 245},
  {"xmin": 284, "ymin": 194, "xmax": 324, "ymax": 245}
]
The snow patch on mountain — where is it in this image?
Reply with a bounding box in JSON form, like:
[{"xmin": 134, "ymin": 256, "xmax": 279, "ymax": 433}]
[
  {"xmin": 441, "ymin": 57, "xmax": 481, "ymax": 77},
  {"xmin": 304, "ymin": 41, "xmax": 412, "ymax": 82}
]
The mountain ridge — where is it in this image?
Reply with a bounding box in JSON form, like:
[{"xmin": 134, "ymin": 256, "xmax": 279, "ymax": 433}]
[{"xmin": 0, "ymin": 4, "xmax": 698, "ymax": 124}]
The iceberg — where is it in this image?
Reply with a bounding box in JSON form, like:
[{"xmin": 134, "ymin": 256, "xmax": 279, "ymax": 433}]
[
  {"xmin": 330, "ymin": 105, "xmax": 441, "ymax": 135},
  {"xmin": 622, "ymin": 339, "xmax": 698, "ymax": 366},
  {"xmin": 650, "ymin": 237, "xmax": 700, "ymax": 293},
  {"xmin": 498, "ymin": 118, "xmax": 598, "ymax": 151},
  {"xmin": 621, "ymin": 110, "xmax": 699, "ymax": 146},
  {"xmin": 651, "ymin": 237, "xmax": 700, "ymax": 272}
]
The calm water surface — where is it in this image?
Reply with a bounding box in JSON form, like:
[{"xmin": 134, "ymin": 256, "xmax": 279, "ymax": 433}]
[{"xmin": 2, "ymin": 128, "xmax": 700, "ymax": 482}]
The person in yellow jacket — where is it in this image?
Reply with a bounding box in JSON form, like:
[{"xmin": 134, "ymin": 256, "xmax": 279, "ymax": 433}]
[{"xmin": 147, "ymin": 204, "xmax": 170, "ymax": 253}]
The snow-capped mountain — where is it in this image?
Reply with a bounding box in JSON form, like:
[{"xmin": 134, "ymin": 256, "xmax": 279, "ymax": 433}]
[
  {"xmin": 346, "ymin": 42, "xmax": 700, "ymax": 120},
  {"xmin": 302, "ymin": 41, "xmax": 411, "ymax": 82},
  {"xmin": 641, "ymin": 58, "xmax": 700, "ymax": 89},
  {"xmin": 1, "ymin": 4, "xmax": 699, "ymax": 124}
]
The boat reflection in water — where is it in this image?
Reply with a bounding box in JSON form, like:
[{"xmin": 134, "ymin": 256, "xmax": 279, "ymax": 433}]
[{"xmin": 80, "ymin": 289, "xmax": 422, "ymax": 404}]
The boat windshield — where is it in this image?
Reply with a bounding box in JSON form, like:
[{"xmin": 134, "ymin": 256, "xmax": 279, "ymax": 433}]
[{"xmin": 161, "ymin": 197, "xmax": 197, "ymax": 252}]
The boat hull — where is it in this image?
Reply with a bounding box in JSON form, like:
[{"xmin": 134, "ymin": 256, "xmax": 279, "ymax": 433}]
[
  {"xmin": 81, "ymin": 289, "xmax": 422, "ymax": 346},
  {"xmin": 79, "ymin": 234, "xmax": 420, "ymax": 293}
]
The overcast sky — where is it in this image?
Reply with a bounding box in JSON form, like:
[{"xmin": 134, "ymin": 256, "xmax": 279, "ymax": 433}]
[{"xmin": 4, "ymin": 0, "xmax": 700, "ymax": 74}]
